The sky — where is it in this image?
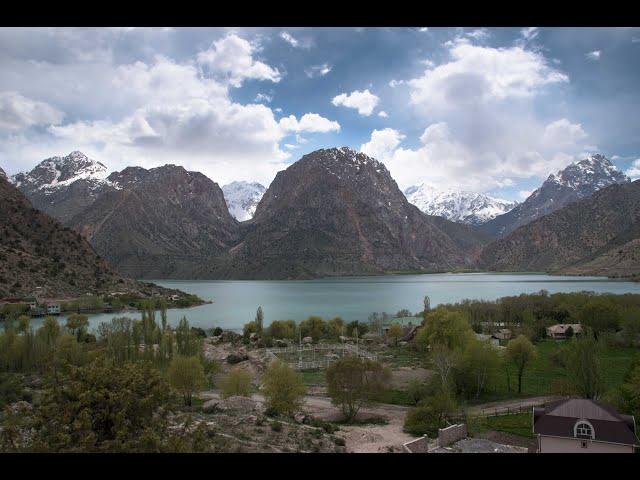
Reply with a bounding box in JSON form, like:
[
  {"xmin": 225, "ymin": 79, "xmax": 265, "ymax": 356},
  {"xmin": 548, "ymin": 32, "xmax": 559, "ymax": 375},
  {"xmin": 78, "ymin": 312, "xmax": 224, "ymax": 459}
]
[{"xmin": 1, "ymin": 26, "xmax": 639, "ymax": 201}]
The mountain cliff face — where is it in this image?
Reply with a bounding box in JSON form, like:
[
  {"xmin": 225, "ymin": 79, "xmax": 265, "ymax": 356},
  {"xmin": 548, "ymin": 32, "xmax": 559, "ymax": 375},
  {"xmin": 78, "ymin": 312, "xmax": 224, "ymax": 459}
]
[
  {"xmin": 69, "ymin": 164, "xmax": 240, "ymax": 279},
  {"xmin": 480, "ymin": 154, "xmax": 630, "ymax": 237},
  {"xmin": 222, "ymin": 181, "xmax": 266, "ymax": 221},
  {"xmin": 0, "ymin": 166, "xmax": 6, "ymax": 179},
  {"xmin": 479, "ymin": 180, "xmax": 640, "ymax": 277},
  {"xmin": 11, "ymin": 151, "xmax": 114, "ymax": 224},
  {"xmin": 0, "ymin": 176, "xmax": 158, "ymax": 298},
  {"xmin": 404, "ymin": 184, "xmax": 517, "ymax": 225},
  {"xmin": 206, "ymin": 147, "xmax": 491, "ymax": 279}
]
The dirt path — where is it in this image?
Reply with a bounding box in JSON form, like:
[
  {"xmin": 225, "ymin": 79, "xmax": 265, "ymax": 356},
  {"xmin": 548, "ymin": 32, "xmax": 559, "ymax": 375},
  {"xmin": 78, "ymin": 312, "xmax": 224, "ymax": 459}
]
[{"xmin": 200, "ymin": 390, "xmax": 414, "ymax": 453}]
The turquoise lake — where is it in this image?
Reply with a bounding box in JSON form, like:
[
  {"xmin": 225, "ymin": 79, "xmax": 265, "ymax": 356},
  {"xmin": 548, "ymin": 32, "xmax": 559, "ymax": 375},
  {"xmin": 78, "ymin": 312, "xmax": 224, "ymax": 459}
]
[{"xmin": 55, "ymin": 273, "xmax": 640, "ymax": 332}]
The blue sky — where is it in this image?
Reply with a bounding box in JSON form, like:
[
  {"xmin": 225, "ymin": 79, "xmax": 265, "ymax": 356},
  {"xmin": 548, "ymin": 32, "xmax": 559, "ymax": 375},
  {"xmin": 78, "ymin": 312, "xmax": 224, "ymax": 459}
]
[{"xmin": 1, "ymin": 27, "xmax": 639, "ymax": 200}]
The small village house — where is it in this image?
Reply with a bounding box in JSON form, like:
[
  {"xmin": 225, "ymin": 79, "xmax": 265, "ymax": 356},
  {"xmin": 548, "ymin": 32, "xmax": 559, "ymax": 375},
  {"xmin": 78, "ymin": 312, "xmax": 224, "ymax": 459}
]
[
  {"xmin": 546, "ymin": 323, "xmax": 583, "ymax": 339},
  {"xmin": 533, "ymin": 398, "xmax": 639, "ymax": 453},
  {"xmin": 46, "ymin": 302, "xmax": 61, "ymax": 315},
  {"xmin": 492, "ymin": 328, "xmax": 512, "ymax": 341}
]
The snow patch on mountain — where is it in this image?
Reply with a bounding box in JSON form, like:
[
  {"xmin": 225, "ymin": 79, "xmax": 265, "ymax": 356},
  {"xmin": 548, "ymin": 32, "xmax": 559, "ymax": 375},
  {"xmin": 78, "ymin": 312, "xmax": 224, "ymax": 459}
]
[
  {"xmin": 545, "ymin": 154, "xmax": 629, "ymax": 193},
  {"xmin": 404, "ymin": 184, "xmax": 518, "ymax": 225},
  {"xmin": 222, "ymin": 181, "xmax": 266, "ymax": 221}
]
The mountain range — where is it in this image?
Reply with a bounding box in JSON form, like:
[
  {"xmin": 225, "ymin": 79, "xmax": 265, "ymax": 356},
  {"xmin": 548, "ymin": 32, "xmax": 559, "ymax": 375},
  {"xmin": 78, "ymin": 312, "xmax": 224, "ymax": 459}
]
[
  {"xmin": 5, "ymin": 148, "xmax": 638, "ymax": 280},
  {"xmin": 479, "ymin": 154, "xmax": 630, "ymax": 237},
  {"xmin": 404, "ymin": 184, "xmax": 517, "ymax": 225},
  {"xmin": 0, "ymin": 175, "xmax": 183, "ymax": 298}
]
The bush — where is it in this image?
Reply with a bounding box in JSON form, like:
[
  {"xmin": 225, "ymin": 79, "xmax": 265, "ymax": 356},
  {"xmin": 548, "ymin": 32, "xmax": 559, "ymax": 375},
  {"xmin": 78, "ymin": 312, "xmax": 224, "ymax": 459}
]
[
  {"xmin": 167, "ymin": 355, "xmax": 207, "ymax": 406},
  {"xmin": 403, "ymin": 392, "xmax": 457, "ymax": 437},
  {"xmin": 262, "ymin": 360, "xmax": 306, "ymax": 416},
  {"xmin": 220, "ymin": 367, "xmax": 252, "ymax": 399}
]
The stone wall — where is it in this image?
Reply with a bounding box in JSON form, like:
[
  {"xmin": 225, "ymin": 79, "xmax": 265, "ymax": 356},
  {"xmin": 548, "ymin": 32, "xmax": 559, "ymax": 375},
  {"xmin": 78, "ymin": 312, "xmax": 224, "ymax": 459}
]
[{"xmin": 438, "ymin": 424, "xmax": 467, "ymax": 447}]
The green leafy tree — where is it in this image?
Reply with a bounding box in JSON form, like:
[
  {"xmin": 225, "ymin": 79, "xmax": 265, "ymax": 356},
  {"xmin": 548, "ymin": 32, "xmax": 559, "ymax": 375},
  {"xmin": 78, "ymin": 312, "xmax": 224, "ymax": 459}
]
[
  {"xmin": 262, "ymin": 360, "xmax": 306, "ymax": 416},
  {"xmin": 65, "ymin": 313, "xmax": 89, "ymax": 342},
  {"xmin": 387, "ymin": 324, "xmax": 403, "ymax": 346},
  {"xmin": 327, "ymin": 316, "xmax": 345, "ymax": 340},
  {"xmin": 167, "ymin": 355, "xmax": 206, "ymax": 406},
  {"xmin": 326, "ymin": 356, "xmax": 390, "ymax": 422},
  {"xmin": 564, "ymin": 330, "xmax": 604, "ymax": 399},
  {"xmin": 220, "ymin": 367, "xmax": 253, "ymax": 399},
  {"xmin": 506, "ymin": 335, "xmax": 537, "ymax": 394},
  {"xmin": 255, "ymin": 306, "xmax": 264, "ymax": 335},
  {"xmin": 404, "ymin": 391, "xmax": 457, "ymax": 437},
  {"xmin": 417, "ymin": 310, "xmax": 473, "ymax": 352},
  {"xmin": 175, "ymin": 317, "xmax": 200, "ymax": 356},
  {"xmin": 268, "ymin": 320, "xmax": 297, "ymax": 340},
  {"xmin": 458, "ymin": 338, "xmax": 500, "ymax": 398},
  {"xmin": 614, "ymin": 355, "xmax": 640, "ymax": 422},
  {"xmin": 299, "ymin": 316, "xmax": 326, "ymax": 342}
]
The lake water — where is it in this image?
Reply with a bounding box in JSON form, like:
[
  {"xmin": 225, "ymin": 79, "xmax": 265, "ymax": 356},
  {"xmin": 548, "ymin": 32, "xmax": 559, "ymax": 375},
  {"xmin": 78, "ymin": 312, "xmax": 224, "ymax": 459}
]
[{"xmin": 48, "ymin": 273, "xmax": 640, "ymax": 332}]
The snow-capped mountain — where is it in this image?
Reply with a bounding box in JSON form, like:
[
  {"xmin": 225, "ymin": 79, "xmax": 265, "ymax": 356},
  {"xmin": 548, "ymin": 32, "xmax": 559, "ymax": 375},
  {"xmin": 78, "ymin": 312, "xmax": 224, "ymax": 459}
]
[
  {"xmin": 11, "ymin": 151, "xmax": 114, "ymax": 223},
  {"xmin": 222, "ymin": 181, "xmax": 266, "ymax": 221},
  {"xmin": 480, "ymin": 154, "xmax": 630, "ymax": 237},
  {"xmin": 404, "ymin": 184, "xmax": 518, "ymax": 225}
]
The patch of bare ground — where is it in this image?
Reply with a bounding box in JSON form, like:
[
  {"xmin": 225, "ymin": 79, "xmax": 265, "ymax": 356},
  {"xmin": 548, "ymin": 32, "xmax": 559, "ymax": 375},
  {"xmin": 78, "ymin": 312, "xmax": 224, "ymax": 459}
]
[{"xmin": 472, "ymin": 430, "xmax": 537, "ymax": 453}]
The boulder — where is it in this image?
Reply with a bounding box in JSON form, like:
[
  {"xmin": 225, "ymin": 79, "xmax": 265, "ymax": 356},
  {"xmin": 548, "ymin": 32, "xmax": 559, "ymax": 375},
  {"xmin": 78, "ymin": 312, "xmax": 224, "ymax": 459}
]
[
  {"xmin": 302, "ymin": 336, "xmax": 313, "ymax": 344},
  {"xmin": 294, "ymin": 412, "xmax": 307, "ymax": 424},
  {"xmin": 274, "ymin": 339, "xmax": 289, "ymax": 348},
  {"xmin": 226, "ymin": 353, "xmax": 249, "ymax": 364},
  {"xmin": 249, "ymin": 332, "xmax": 259, "ymax": 342},
  {"xmin": 221, "ymin": 330, "xmax": 242, "ymax": 343},
  {"xmin": 202, "ymin": 396, "xmax": 265, "ymax": 415}
]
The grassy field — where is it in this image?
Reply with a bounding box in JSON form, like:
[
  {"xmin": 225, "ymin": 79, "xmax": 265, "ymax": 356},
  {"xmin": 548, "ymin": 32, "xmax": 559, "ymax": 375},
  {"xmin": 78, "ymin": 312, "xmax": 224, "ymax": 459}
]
[{"xmin": 471, "ymin": 413, "xmax": 534, "ymax": 438}]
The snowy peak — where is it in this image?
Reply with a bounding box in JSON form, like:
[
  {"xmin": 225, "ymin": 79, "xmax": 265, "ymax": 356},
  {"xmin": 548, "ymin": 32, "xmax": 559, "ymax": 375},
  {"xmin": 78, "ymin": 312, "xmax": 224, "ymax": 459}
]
[
  {"xmin": 546, "ymin": 153, "xmax": 629, "ymax": 194},
  {"xmin": 12, "ymin": 151, "xmax": 108, "ymax": 191},
  {"xmin": 404, "ymin": 184, "xmax": 518, "ymax": 225},
  {"xmin": 222, "ymin": 181, "xmax": 266, "ymax": 221}
]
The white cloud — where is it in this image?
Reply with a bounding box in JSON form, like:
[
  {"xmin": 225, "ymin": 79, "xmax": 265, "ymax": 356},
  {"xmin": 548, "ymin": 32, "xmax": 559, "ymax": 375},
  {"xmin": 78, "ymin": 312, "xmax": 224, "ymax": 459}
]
[
  {"xmin": 331, "ymin": 89, "xmax": 380, "ymax": 116},
  {"xmin": 254, "ymin": 93, "xmax": 273, "ymax": 103},
  {"xmin": 519, "ymin": 189, "xmax": 533, "ymax": 199},
  {"xmin": 279, "ymin": 113, "xmax": 340, "ymax": 134},
  {"xmin": 586, "ymin": 50, "xmax": 601, "ymax": 61},
  {"xmin": 408, "ymin": 38, "xmax": 568, "ymax": 111},
  {"xmin": 626, "ymin": 159, "xmax": 640, "ymax": 179},
  {"xmin": 542, "ymin": 118, "xmax": 587, "ymax": 147},
  {"xmin": 360, "ymin": 128, "xmax": 405, "ymax": 160},
  {"xmin": 196, "ymin": 33, "xmax": 281, "ymax": 87},
  {"xmin": 280, "ymin": 31, "xmax": 299, "ymax": 48},
  {"xmin": 419, "ymin": 28, "xmax": 429, "ymax": 33},
  {"xmin": 521, "ymin": 27, "xmax": 540, "ymax": 41},
  {"xmin": 466, "ymin": 28, "xmax": 490, "ymax": 40},
  {"xmin": 389, "ymin": 79, "xmax": 404, "ymax": 88},
  {"xmin": 0, "ymin": 91, "xmax": 64, "ymax": 132},
  {"xmin": 305, "ymin": 63, "xmax": 332, "ymax": 78},
  {"xmin": 378, "ymin": 111, "xmax": 388, "ymax": 118}
]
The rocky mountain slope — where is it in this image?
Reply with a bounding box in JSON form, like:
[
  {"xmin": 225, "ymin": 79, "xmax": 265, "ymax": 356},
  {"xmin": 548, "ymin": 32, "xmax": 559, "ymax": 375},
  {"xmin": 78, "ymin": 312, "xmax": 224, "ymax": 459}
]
[
  {"xmin": 479, "ymin": 154, "xmax": 630, "ymax": 238},
  {"xmin": 0, "ymin": 166, "xmax": 6, "ymax": 179},
  {"xmin": 222, "ymin": 181, "xmax": 266, "ymax": 221},
  {"xmin": 69, "ymin": 164, "xmax": 241, "ymax": 279},
  {"xmin": 404, "ymin": 184, "xmax": 517, "ymax": 225},
  {"xmin": 205, "ymin": 147, "xmax": 492, "ymax": 279},
  {"xmin": 11, "ymin": 151, "xmax": 114, "ymax": 224},
  {"xmin": 479, "ymin": 180, "xmax": 640, "ymax": 277},
  {"xmin": 0, "ymin": 175, "xmax": 173, "ymax": 298}
]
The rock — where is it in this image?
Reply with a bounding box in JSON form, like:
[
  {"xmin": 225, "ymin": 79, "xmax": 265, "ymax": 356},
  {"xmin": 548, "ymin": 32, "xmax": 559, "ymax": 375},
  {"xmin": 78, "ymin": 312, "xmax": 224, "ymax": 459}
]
[
  {"xmin": 221, "ymin": 330, "xmax": 242, "ymax": 343},
  {"xmin": 226, "ymin": 353, "xmax": 249, "ymax": 364},
  {"xmin": 203, "ymin": 396, "xmax": 265, "ymax": 415},
  {"xmin": 274, "ymin": 339, "xmax": 289, "ymax": 348},
  {"xmin": 294, "ymin": 413, "xmax": 307, "ymax": 424},
  {"xmin": 210, "ymin": 335, "xmax": 222, "ymax": 344},
  {"xmin": 302, "ymin": 336, "xmax": 313, "ymax": 344},
  {"xmin": 249, "ymin": 332, "xmax": 259, "ymax": 342}
]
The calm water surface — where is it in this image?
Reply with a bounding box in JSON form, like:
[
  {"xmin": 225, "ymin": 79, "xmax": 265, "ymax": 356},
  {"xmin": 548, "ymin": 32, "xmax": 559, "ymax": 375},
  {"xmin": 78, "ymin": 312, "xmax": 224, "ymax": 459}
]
[{"xmin": 58, "ymin": 273, "xmax": 640, "ymax": 332}]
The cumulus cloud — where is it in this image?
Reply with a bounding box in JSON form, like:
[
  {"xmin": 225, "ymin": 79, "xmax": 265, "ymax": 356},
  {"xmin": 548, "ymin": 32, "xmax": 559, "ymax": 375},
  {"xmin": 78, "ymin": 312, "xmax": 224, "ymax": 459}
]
[
  {"xmin": 331, "ymin": 89, "xmax": 380, "ymax": 116},
  {"xmin": 586, "ymin": 50, "xmax": 601, "ymax": 61},
  {"xmin": 466, "ymin": 28, "xmax": 490, "ymax": 40},
  {"xmin": 378, "ymin": 111, "xmax": 388, "ymax": 118},
  {"xmin": 542, "ymin": 118, "xmax": 587, "ymax": 147},
  {"xmin": 521, "ymin": 27, "xmax": 540, "ymax": 41},
  {"xmin": 279, "ymin": 113, "xmax": 340, "ymax": 133},
  {"xmin": 305, "ymin": 63, "xmax": 332, "ymax": 78},
  {"xmin": 0, "ymin": 91, "xmax": 64, "ymax": 132},
  {"xmin": 408, "ymin": 38, "xmax": 568, "ymax": 111},
  {"xmin": 254, "ymin": 93, "xmax": 273, "ymax": 103},
  {"xmin": 388, "ymin": 79, "xmax": 404, "ymax": 88},
  {"xmin": 626, "ymin": 159, "xmax": 640, "ymax": 179},
  {"xmin": 360, "ymin": 128, "xmax": 405, "ymax": 160},
  {"xmin": 196, "ymin": 33, "xmax": 281, "ymax": 87}
]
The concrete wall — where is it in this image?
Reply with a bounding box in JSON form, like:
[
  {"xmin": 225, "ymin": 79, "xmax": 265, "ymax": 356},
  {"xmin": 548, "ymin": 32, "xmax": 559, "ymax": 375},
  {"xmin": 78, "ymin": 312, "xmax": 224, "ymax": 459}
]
[
  {"xmin": 438, "ymin": 424, "xmax": 467, "ymax": 447},
  {"xmin": 539, "ymin": 436, "xmax": 635, "ymax": 453}
]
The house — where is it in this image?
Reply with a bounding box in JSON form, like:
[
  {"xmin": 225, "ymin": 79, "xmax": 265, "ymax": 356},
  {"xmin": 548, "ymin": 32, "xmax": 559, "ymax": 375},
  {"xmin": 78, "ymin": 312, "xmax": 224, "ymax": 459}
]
[
  {"xmin": 382, "ymin": 316, "xmax": 421, "ymax": 334},
  {"xmin": 492, "ymin": 328, "xmax": 512, "ymax": 341},
  {"xmin": 23, "ymin": 297, "xmax": 38, "ymax": 309},
  {"xmin": 546, "ymin": 323, "xmax": 583, "ymax": 339},
  {"xmin": 46, "ymin": 302, "xmax": 61, "ymax": 315},
  {"xmin": 533, "ymin": 398, "xmax": 639, "ymax": 453},
  {"xmin": 475, "ymin": 333, "xmax": 500, "ymax": 347}
]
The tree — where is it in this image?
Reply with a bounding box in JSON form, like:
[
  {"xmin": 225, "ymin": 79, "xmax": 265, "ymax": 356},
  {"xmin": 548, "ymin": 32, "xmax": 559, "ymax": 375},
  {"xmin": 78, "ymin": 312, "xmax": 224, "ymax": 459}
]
[
  {"xmin": 268, "ymin": 320, "xmax": 297, "ymax": 340},
  {"xmin": 325, "ymin": 356, "xmax": 390, "ymax": 422},
  {"xmin": 419, "ymin": 310, "xmax": 473, "ymax": 351},
  {"xmin": 299, "ymin": 316, "xmax": 326, "ymax": 342},
  {"xmin": 220, "ymin": 367, "xmax": 253, "ymax": 399},
  {"xmin": 396, "ymin": 309, "xmax": 411, "ymax": 318},
  {"xmin": 403, "ymin": 391, "xmax": 457, "ymax": 437},
  {"xmin": 167, "ymin": 355, "xmax": 206, "ymax": 406},
  {"xmin": 175, "ymin": 317, "xmax": 200, "ymax": 356},
  {"xmin": 430, "ymin": 344, "xmax": 460, "ymax": 393},
  {"xmin": 387, "ymin": 324, "xmax": 403, "ymax": 346},
  {"xmin": 346, "ymin": 320, "xmax": 368, "ymax": 338},
  {"xmin": 459, "ymin": 338, "xmax": 500, "ymax": 398},
  {"xmin": 614, "ymin": 355, "xmax": 640, "ymax": 422},
  {"xmin": 65, "ymin": 313, "xmax": 89, "ymax": 342},
  {"xmin": 407, "ymin": 378, "xmax": 428, "ymax": 406},
  {"xmin": 564, "ymin": 331, "xmax": 604, "ymax": 399},
  {"xmin": 506, "ymin": 335, "xmax": 537, "ymax": 394},
  {"xmin": 262, "ymin": 360, "xmax": 306, "ymax": 416},
  {"xmin": 327, "ymin": 316, "xmax": 345, "ymax": 340},
  {"xmin": 423, "ymin": 295, "xmax": 431, "ymax": 313},
  {"xmin": 255, "ymin": 306, "xmax": 264, "ymax": 335}
]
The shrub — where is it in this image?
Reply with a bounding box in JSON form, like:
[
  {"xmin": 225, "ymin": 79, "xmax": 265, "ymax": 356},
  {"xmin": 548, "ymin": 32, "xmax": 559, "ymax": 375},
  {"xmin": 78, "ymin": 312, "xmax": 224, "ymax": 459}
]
[
  {"xmin": 262, "ymin": 360, "xmax": 306, "ymax": 416},
  {"xmin": 220, "ymin": 367, "xmax": 252, "ymax": 399}
]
